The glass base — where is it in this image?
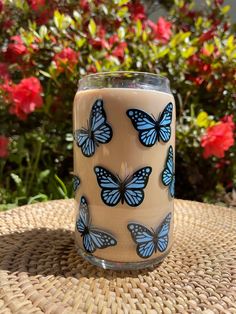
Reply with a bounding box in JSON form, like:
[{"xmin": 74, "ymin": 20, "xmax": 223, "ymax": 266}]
[{"xmin": 76, "ymin": 247, "xmax": 171, "ymax": 270}]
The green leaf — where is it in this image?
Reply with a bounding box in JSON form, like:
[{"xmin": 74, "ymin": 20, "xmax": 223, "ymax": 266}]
[
  {"xmin": 54, "ymin": 174, "xmax": 68, "ymax": 198},
  {"xmin": 136, "ymin": 20, "xmax": 142, "ymax": 37},
  {"xmin": 10, "ymin": 173, "xmax": 22, "ymax": 187},
  {"xmin": 75, "ymin": 37, "xmax": 86, "ymax": 48},
  {"xmin": 88, "ymin": 18, "xmax": 97, "ymax": 37},
  {"xmin": 28, "ymin": 194, "xmax": 48, "ymax": 204},
  {"xmin": 221, "ymin": 5, "xmax": 230, "ymax": 14},
  {"xmin": 38, "ymin": 169, "xmax": 50, "ymax": 184},
  {"xmin": 73, "ymin": 10, "xmax": 81, "ymax": 22},
  {"xmin": 118, "ymin": 0, "xmax": 129, "ymax": 5},
  {"xmin": 181, "ymin": 47, "xmax": 197, "ymax": 59},
  {"xmin": 118, "ymin": 27, "xmax": 125, "ymax": 39},
  {"xmin": 142, "ymin": 31, "xmax": 147, "ymax": 42},
  {"xmin": 39, "ymin": 25, "xmax": 47, "ymax": 38},
  {"xmin": 54, "ymin": 10, "xmax": 63, "ymax": 29},
  {"xmin": 117, "ymin": 6, "xmax": 128, "ymax": 18},
  {"xmin": 39, "ymin": 70, "xmax": 52, "ymax": 78}
]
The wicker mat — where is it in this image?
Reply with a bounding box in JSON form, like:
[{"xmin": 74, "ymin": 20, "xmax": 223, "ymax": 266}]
[{"xmin": 0, "ymin": 199, "xmax": 236, "ymax": 314}]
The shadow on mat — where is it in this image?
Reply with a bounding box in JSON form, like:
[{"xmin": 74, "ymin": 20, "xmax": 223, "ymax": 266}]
[{"xmin": 0, "ymin": 228, "xmax": 156, "ymax": 279}]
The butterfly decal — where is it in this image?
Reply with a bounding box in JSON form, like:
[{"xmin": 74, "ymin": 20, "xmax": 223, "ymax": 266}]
[
  {"xmin": 126, "ymin": 102, "xmax": 173, "ymax": 147},
  {"xmin": 127, "ymin": 212, "xmax": 172, "ymax": 259},
  {"xmin": 162, "ymin": 145, "xmax": 175, "ymax": 198},
  {"xmin": 94, "ymin": 166, "xmax": 152, "ymax": 207},
  {"xmin": 76, "ymin": 196, "xmax": 117, "ymax": 253},
  {"xmin": 74, "ymin": 99, "xmax": 112, "ymax": 157},
  {"xmin": 72, "ymin": 175, "xmax": 80, "ymax": 192}
]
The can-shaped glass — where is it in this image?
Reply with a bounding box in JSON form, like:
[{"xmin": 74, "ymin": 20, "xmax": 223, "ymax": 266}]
[{"xmin": 73, "ymin": 72, "xmax": 175, "ymax": 270}]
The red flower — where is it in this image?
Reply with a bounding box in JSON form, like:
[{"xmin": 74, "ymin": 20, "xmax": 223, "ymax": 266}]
[
  {"xmin": 0, "ymin": 63, "xmax": 10, "ymax": 80},
  {"xmin": 27, "ymin": 0, "xmax": 45, "ymax": 11},
  {"xmin": 148, "ymin": 17, "xmax": 172, "ymax": 43},
  {"xmin": 5, "ymin": 35, "xmax": 27, "ymax": 63},
  {"xmin": 80, "ymin": 0, "xmax": 89, "ymax": 11},
  {"xmin": 87, "ymin": 65, "xmax": 97, "ymax": 73},
  {"xmin": 221, "ymin": 114, "xmax": 235, "ymax": 130},
  {"xmin": 112, "ymin": 42, "xmax": 127, "ymax": 60},
  {"xmin": 54, "ymin": 48, "xmax": 79, "ymax": 72},
  {"xmin": 128, "ymin": 1, "xmax": 146, "ymax": 21},
  {"xmin": 8, "ymin": 77, "xmax": 43, "ymax": 120},
  {"xmin": 109, "ymin": 34, "xmax": 119, "ymax": 46},
  {"xmin": 0, "ymin": 136, "xmax": 9, "ymax": 158},
  {"xmin": 201, "ymin": 118, "xmax": 235, "ymax": 158},
  {"xmin": 90, "ymin": 38, "xmax": 109, "ymax": 50}
]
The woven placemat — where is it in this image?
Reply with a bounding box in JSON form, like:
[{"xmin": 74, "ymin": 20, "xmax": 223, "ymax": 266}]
[{"xmin": 0, "ymin": 199, "xmax": 236, "ymax": 314}]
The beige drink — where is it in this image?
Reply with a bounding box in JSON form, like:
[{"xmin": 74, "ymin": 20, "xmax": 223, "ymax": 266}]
[{"xmin": 73, "ymin": 73, "xmax": 175, "ymax": 270}]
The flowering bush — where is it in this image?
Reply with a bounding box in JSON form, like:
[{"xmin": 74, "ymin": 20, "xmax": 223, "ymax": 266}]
[{"xmin": 0, "ymin": 0, "xmax": 235, "ymax": 209}]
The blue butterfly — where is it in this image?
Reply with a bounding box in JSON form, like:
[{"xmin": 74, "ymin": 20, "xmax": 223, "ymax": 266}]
[
  {"xmin": 162, "ymin": 145, "xmax": 175, "ymax": 198},
  {"xmin": 72, "ymin": 175, "xmax": 80, "ymax": 192},
  {"xmin": 74, "ymin": 99, "xmax": 112, "ymax": 157},
  {"xmin": 127, "ymin": 212, "xmax": 172, "ymax": 259},
  {"xmin": 126, "ymin": 102, "xmax": 173, "ymax": 147},
  {"xmin": 76, "ymin": 196, "xmax": 117, "ymax": 253},
  {"xmin": 94, "ymin": 166, "xmax": 152, "ymax": 207}
]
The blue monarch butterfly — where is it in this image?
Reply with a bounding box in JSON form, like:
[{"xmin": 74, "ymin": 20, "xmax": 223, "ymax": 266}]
[
  {"xmin": 126, "ymin": 102, "xmax": 173, "ymax": 147},
  {"xmin": 76, "ymin": 196, "xmax": 117, "ymax": 253},
  {"xmin": 162, "ymin": 145, "xmax": 175, "ymax": 198},
  {"xmin": 127, "ymin": 212, "xmax": 172, "ymax": 259},
  {"xmin": 72, "ymin": 175, "xmax": 80, "ymax": 192},
  {"xmin": 74, "ymin": 99, "xmax": 112, "ymax": 157},
  {"xmin": 94, "ymin": 166, "xmax": 152, "ymax": 207}
]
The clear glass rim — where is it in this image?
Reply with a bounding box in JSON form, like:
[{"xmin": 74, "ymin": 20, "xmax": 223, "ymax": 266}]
[{"xmin": 78, "ymin": 71, "xmax": 171, "ymax": 94}]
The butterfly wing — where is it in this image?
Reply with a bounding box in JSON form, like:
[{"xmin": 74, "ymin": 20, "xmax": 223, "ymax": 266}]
[
  {"xmin": 74, "ymin": 129, "xmax": 95, "ymax": 157},
  {"xmin": 76, "ymin": 196, "xmax": 90, "ymax": 234},
  {"xmin": 157, "ymin": 102, "xmax": 173, "ymax": 143},
  {"xmin": 90, "ymin": 99, "xmax": 113, "ymax": 144},
  {"xmin": 94, "ymin": 166, "xmax": 121, "ymax": 206},
  {"xmin": 127, "ymin": 109, "xmax": 158, "ymax": 147},
  {"xmin": 124, "ymin": 167, "xmax": 152, "ymax": 207},
  {"xmin": 89, "ymin": 228, "xmax": 117, "ymax": 250},
  {"xmin": 162, "ymin": 146, "xmax": 175, "ymax": 197},
  {"xmin": 75, "ymin": 196, "xmax": 95, "ymax": 253},
  {"xmin": 127, "ymin": 223, "xmax": 155, "ymax": 258},
  {"xmin": 156, "ymin": 212, "xmax": 172, "ymax": 252},
  {"xmin": 72, "ymin": 175, "xmax": 80, "ymax": 192},
  {"xmin": 93, "ymin": 124, "xmax": 112, "ymax": 144}
]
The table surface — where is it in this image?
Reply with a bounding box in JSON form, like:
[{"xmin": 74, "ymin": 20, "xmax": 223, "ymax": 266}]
[{"xmin": 0, "ymin": 199, "xmax": 236, "ymax": 314}]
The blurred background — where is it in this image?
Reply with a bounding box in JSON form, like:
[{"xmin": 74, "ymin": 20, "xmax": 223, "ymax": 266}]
[{"xmin": 0, "ymin": 0, "xmax": 235, "ymax": 210}]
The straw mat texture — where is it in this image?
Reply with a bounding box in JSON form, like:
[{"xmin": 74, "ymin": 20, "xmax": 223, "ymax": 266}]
[{"xmin": 0, "ymin": 199, "xmax": 236, "ymax": 314}]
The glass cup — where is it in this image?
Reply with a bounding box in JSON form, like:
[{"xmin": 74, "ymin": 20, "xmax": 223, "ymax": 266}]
[{"xmin": 73, "ymin": 72, "xmax": 175, "ymax": 270}]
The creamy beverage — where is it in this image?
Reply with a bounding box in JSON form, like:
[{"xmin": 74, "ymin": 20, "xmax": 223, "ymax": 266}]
[{"xmin": 73, "ymin": 73, "xmax": 175, "ymax": 269}]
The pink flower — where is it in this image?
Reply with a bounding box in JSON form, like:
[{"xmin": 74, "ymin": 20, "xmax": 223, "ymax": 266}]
[
  {"xmin": 148, "ymin": 17, "xmax": 172, "ymax": 43},
  {"xmin": 5, "ymin": 77, "xmax": 43, "ymax": 120},
  {"xmin": 201, "ymin": 118, "xmax": 235, "ymax": 158},
  {"xmin": 5, "ymin": 35, "xmax": 27, "ymax": 63},
  {"xmin": 54, "ymin": 48, "xmax": 79, "ymax": 72},
  {"xmin": 0, "ymin": 136, "xmax": 9, "ymax": 158}
]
